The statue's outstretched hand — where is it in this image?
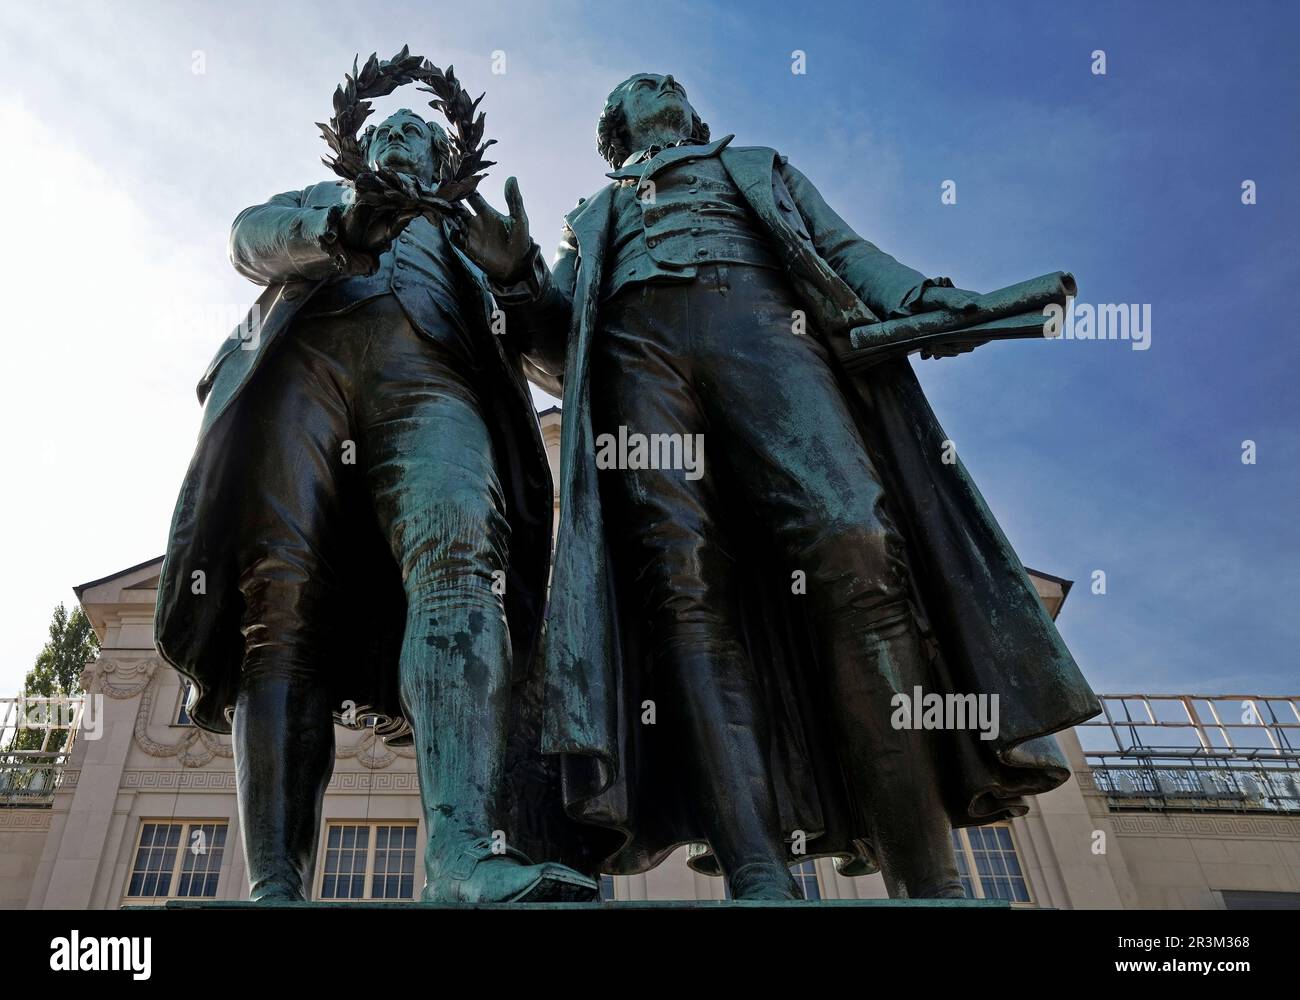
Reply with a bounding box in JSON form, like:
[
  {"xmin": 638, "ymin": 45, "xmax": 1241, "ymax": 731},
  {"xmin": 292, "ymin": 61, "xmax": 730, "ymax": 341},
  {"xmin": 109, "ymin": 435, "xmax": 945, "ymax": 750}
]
[{"xmin": 454, "ymin": 177, "xmax": 534, "ymax": 283}]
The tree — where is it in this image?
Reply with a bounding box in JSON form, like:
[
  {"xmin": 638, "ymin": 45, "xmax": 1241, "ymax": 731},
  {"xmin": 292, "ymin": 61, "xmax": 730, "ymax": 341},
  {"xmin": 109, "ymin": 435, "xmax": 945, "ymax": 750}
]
[{"xmin": 5, "ymin": 603, "xmax": 99, "ymax": 753}]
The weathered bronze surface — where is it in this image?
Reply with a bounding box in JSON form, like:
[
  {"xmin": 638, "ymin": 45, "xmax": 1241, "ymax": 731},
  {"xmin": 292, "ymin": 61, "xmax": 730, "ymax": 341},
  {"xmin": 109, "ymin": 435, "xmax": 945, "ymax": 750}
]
[
  {"xmin": 156, "ymin": 59, "xmax": 1100, "ymax": 906},
  {"xmin": 155, "ymin": 60, "xmax": 597, "ymax": 902},
  {"xmin": 458, "ymin": 72, "xmax": 1101, "ymax": 900}
]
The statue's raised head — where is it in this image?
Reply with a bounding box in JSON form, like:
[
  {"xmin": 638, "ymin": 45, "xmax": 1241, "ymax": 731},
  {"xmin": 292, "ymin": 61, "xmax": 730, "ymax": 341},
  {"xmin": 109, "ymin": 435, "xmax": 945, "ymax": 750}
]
[
  {"xmin": 597, "ymin": 73, "xmax": 711, "ymax": 167},
  {"xmin": 361, "ymin": 109, "xmax": 451, "ymax": 185}
]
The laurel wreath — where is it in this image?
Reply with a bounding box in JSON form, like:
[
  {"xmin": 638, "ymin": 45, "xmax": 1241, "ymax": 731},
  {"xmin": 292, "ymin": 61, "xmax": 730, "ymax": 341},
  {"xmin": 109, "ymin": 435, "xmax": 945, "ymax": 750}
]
[{"xmin": 316, "ymin": 46, "xmax": 495, "ymax": 221}]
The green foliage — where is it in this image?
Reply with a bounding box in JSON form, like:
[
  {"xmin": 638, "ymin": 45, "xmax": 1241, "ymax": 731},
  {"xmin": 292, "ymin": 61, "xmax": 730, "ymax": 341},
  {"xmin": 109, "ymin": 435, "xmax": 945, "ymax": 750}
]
[{"xmin": 5, "ymin": 603, "xmax": 99, "ymax": 753}]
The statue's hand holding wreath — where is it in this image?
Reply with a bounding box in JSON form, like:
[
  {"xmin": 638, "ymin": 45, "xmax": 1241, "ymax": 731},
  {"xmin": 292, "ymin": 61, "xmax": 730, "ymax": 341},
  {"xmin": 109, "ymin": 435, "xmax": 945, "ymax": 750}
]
[{"xmin": 317, "ymin": 46, "xmax": 496, "ymax": 267}]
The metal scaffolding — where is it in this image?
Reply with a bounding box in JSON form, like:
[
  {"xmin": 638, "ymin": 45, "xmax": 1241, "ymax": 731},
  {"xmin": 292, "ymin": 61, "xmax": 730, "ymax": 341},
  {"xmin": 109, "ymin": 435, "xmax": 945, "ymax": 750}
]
[
  {"xmin": 1078, "ymin": 694, "xmax": 1300, "ymax": 814},
  {"xmin": 0, "ymin": 694, "xmax": 86, "ymax": 806}
]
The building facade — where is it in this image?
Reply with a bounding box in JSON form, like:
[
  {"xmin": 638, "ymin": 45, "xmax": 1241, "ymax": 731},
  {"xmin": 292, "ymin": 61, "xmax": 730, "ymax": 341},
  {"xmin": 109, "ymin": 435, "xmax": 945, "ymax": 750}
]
[{"xmin": 3, "ymin": 411, "xmax": 1298, "ymax": 908}]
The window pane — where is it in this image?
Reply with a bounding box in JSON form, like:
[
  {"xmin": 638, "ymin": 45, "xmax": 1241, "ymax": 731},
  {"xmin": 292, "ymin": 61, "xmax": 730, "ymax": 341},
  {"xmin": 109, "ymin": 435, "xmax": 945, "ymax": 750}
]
[
  {"xmin": 177, "ymin": 681, "xmax": 193, "ymax": 726},
  {"xmin": 320, "ymin": 824, "xmax": 384, "ymax": 900},
  {"xmin": 370, "ymin": 825, "xmax": 416, "ymax": 900},
  {"xmin": 791, "ymin": 860, "xmax": 821, "ymax": 900},
  {"xmin": 962, "ymin": 824, "xmax": 1030, "ymax": 905},
  {"xmin": 127, "ymin": 822, "xmax": 185, "ymax": 898},
  {"xmin": 177, "ymin": 823, "xmax": 227, "ymax": 898}
]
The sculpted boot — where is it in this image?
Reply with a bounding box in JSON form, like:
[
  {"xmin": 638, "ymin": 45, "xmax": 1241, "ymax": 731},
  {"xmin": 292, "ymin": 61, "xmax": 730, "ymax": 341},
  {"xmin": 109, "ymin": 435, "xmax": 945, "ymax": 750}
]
[
  {"xmin": 727, "ymin": 861, "xmax": 803, "ymax": 901},
  {"xmin": 233, "ymin": 667, "xmax": 335, "ymax": 902},
  {"xmin": 421, "ymin": 836, "xmax": 598, "ymax": 903},
  {"xmin": 660, "ymin": 647, "xmax": 801, "ymax": 900},
  {"xmin": 822, "ymin": 607, "xmax": 964, "ymax": 899},
  {"xmin": 398, "ymin": 566, "xmax": 597, "ymax": 904}
]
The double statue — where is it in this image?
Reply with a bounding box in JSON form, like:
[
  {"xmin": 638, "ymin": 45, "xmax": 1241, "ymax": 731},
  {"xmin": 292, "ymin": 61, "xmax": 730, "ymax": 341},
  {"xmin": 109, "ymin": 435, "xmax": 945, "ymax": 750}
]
[{"xmin": 155, "ymin": 58, "xmax": 1100, "ymax": 903}]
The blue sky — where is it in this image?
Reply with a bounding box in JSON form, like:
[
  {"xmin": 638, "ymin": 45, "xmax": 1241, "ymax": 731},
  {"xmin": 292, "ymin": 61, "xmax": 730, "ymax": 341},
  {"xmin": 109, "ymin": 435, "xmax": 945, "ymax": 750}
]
[{"xmin": 0, "ymin": 0, "xmax": 1296, "ymax": 697}]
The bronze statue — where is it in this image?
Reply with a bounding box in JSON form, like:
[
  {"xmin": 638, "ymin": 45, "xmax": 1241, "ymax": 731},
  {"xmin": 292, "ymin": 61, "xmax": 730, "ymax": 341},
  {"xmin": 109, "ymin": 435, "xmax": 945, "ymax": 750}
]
[
  {"xmin": 155, "ymin": 53, "xmax": 597, "ymax": 903},
  {"xmin": 457, "ymin": 73, "xmax": 1101, "ymax": 899}
]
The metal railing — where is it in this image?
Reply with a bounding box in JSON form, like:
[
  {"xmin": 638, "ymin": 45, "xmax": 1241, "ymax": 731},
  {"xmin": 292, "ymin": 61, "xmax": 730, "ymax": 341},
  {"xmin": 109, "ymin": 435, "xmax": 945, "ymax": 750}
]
[
  {"xmin": 0, "ymin": 751, "xmax": 73, "ymax": 804},
  {"xmin": 1079, "ymin": 694, "xmax": 1300, "ymax": 814},
  {"xmin": 0, "ymin": 695, "xmax": 85, "ymax": 807}
]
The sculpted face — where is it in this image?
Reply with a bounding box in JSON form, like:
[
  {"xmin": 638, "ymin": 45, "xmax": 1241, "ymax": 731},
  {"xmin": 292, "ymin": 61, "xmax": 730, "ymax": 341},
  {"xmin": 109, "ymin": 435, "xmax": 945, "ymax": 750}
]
[
  {"xmin": 367, "ymin": 111, "xmax": 438, "ymax": 183},
  {"xmin": 618, "ymin": 73, "xmax": 696, "ymax": 150}
]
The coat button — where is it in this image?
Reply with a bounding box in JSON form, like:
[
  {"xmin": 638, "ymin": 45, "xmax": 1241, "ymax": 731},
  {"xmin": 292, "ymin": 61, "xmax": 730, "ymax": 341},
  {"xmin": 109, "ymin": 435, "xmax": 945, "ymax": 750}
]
[
  {"xmin": 396, "ymin": 259, "xmax": 408, "ymax": 268},
  {"xmin": 283, "ymin": 287, "xmax": 300, "ymax": 301},
  {"xmin": 399, "ymin": 236, "xmax": 411, "ymax": 245},
  {"xmin": 646, "ymin": 237, "xmax": 658, "ymax": 248}
]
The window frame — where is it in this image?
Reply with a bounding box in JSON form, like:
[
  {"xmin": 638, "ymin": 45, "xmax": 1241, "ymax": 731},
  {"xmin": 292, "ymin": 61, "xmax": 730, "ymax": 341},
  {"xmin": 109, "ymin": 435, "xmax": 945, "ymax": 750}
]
[
  {"xmin": 951, "ymin": 823, "xmax": 1034, "ymax": 905},
  {"xmin": 173, "ymin": 678, "xmax": 194, "ymax": 727},
  {"xmin": 314, "ymin": 821, "xmax": 420, "ymax": 902},
  {"xmin": 790, "ymin": 858, "xmax": 823, "ymax": 900},
  {"xmin": 121, "ymin": 819, "xmax": 229, "ymax": 903}
]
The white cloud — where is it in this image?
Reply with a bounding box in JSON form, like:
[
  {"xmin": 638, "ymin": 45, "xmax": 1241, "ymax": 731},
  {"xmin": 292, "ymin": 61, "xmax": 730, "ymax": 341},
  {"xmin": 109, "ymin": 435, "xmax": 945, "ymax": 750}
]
[{"xmin": 0, "ymin": 97, "xmax": 230, "ymax": 691}]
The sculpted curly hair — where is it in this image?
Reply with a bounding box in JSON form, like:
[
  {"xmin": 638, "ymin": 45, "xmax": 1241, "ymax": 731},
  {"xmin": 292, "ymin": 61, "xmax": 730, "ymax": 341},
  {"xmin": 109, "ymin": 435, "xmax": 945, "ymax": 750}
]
[{"xmin": 596, "ymin": 75, "xmax": 711, "ymax": 167}]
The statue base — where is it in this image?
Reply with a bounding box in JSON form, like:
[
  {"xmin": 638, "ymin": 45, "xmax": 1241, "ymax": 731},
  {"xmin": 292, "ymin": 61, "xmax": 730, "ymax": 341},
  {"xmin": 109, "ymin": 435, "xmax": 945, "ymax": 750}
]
[{"xmin": 132, "ymin": 897, "xmax": 1008, "ymax": 909}]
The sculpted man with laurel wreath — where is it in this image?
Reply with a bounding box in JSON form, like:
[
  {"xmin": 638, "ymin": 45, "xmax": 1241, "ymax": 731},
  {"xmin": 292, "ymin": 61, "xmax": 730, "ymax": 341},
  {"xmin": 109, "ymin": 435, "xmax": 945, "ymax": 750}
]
[{"xmin": 155, "ymin": 49, "xmax": 599, "ymax": 903}]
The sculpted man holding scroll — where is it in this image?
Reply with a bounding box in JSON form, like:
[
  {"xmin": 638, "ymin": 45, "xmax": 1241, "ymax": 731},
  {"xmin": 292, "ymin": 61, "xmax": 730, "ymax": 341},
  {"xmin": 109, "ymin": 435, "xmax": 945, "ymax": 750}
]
[{"xmin": 456, "ymin": 72, "xmax": 1100, "ymax": 900}]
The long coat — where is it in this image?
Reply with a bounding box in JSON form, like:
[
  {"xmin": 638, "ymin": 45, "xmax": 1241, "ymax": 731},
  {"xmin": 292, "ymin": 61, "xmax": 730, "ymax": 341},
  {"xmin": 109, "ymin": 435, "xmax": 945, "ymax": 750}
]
[
  {"xmin": 154, "ymin": 181, "xmax": 589, "ymax": 864},
  {"xmin": 507, "ymin": 142, "xmax": 1102, "ymax": 876}
]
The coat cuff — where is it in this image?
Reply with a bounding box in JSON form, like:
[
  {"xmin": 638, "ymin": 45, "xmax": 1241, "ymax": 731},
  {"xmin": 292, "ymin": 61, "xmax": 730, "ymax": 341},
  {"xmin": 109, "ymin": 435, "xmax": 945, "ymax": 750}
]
[
  {"xmin": 288, "ymin": 204, "xmax": 370, "ymax": 278},
  {"xmin": 489, "ymin": 243, "xmax": 549, "ymax": 305}
]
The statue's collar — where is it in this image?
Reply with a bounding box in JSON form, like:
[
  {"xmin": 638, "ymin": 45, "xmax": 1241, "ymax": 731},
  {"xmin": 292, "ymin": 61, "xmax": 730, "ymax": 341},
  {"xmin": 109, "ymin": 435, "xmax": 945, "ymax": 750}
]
[
  {"xmin": 606, "ymin": 134, "xmax": 735, "ymax": 182},
  {"xmin": 620, "ymin": 137, "xmax": 693, "ymax": 168}
]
